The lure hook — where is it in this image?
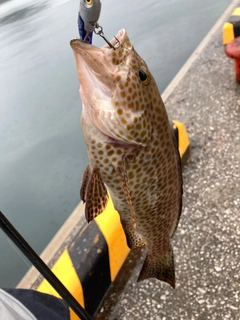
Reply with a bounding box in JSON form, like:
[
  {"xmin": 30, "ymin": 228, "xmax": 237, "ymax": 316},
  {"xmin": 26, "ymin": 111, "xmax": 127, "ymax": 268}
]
[
  {"xmin": 78, "ymin": 0, "xmax": 119, "ymax": 49},
  {"xmin": 94, "ymin": 24, "xmax": 119, "ymax": 50},
  {"xmin": 114, "ymin": 36, "xmax": 120, "ymax": 49},
  {"xmin": 83, "ymin": 32, "xmax": 93, "ymax": 44}
]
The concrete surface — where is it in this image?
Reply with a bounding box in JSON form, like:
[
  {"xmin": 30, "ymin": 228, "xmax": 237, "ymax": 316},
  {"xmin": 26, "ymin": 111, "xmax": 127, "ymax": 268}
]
[{"xmin": 95, "ymin": 3, "xmax": 240, "ymax": 320}]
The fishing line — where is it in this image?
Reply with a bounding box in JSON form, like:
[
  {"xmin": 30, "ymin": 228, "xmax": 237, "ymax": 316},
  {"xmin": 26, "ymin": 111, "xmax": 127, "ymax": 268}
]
[
  {"xmin": 2, "ymin": 232, "xmax": 70, "ymax": 311},
  {"xmin": 0, "ymin": 211, "xmax": 92, "ymax": 320},
  {"xmin": 2, "ymin": 232, "xmax": 33, "ymax": 269}
]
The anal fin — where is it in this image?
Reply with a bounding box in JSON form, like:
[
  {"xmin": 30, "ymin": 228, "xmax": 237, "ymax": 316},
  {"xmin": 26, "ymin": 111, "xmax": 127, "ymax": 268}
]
[
  {"xmin": 121, "ymin": 220, "xmax": 145, "ymax": 249},
  {"xmin": 80, "ymin": 165, "xmax": 109, "ymax": 223},
  {"xmin": 138, "ymin": 245, "xmax": 176, "ymax": 288}
]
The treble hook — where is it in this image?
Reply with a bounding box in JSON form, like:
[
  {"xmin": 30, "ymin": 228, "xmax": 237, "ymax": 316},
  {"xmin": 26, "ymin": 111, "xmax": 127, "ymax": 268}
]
[
  {"xmin": 83, "ymin": 32, "xmax": 93, "ymax": 44},
  {"xmin": 94, "ymin": 24, "xmax": 119, "ymax": 50},
  {"xmin": 114, "ymin": 36, "xmax": 120, "ymax": 49}
]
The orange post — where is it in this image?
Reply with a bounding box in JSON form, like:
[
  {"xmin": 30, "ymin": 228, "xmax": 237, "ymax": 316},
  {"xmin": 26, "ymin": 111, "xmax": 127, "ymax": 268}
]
[{"xmin": 225, "ymin": 36, "xmax": 240, "ymax": 83}]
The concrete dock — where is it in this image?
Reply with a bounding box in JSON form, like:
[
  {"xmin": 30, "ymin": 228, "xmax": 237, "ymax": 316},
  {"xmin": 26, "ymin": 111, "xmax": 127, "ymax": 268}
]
[
  {"xmin": 18, "ymin": 0, "xmax": 240, "ymax": 319},
  {"xmin": 94, "ymin": 1, "xmax": 240, "ymax": 319}
]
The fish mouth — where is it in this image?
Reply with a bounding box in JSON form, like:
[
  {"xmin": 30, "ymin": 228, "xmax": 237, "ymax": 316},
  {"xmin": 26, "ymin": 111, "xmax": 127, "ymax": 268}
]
[
  {"xmin": 70, "ymin": 29, "xmax": 137, "ymax": 144},
  {"xmin": 70, "ymin": 29, "xmax": 130, "ymax": 90}
]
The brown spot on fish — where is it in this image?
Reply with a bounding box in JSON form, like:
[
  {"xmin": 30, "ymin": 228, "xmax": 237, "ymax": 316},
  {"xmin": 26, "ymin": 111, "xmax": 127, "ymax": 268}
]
[
  {"xmin": 116, "ymin": 149, "xmax": 122, "ymax": 155},
  {"xmin": 136, "ymin": 123, "xmax": 142, "ymax": 130},
  {"xmin": 132, "ymin": 92, "xmax": 137, "ymax": 100},
  {"xmin": 107, "ymin": 150, "xmax": 115, "ymax": 156},
  {"xmin": 128, "ymin": 102, "xmax": 134, "ymax": 109},
  {"xmin": 128, "ymin": 171, "xmax": 134, "ymax": 179}
]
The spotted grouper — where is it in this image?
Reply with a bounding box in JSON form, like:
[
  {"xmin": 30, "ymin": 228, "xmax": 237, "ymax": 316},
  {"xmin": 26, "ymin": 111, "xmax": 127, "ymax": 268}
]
[{"xmin": 70, "ymin": 29, "xmax": 182, "ymax": 288}]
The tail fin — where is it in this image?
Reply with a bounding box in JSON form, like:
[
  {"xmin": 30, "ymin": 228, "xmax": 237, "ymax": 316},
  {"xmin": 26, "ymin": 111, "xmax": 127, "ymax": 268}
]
[{"xmin": 137, "ymin": 247, "xmax": 176, "ymax": 288}]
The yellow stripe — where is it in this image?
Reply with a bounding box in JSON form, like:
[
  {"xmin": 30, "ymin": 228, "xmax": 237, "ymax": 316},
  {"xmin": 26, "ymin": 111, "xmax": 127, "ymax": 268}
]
[
  {"xmin": 232, "ymin": 7, "xmax": 240, "ymax": 16},
  {"xmin": 95, "ymin": 197, "xmax": 130, "ymax": 281},
  {"xmin": 37, "ymin": 249, "xmax": 84, "ymax": 320},
  {"xmin": 223, "ymin": 7, "xmax": 240, "ymax": 45},
  {"xmin": 223, "ymin": 22, "xmax": 234, "ymax": 45},
  {"xmin": 69, "ymin": 306, "xmax": 80, "ymax": 320},
  {"xmin": 172, "ymin": 120, "xmax": 190, "ymax": 158}
]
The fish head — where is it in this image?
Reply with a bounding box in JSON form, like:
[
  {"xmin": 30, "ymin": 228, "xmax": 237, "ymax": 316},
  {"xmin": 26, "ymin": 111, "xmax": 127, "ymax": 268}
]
[{"xmin": 71, "ymin": 29, "xmax": 155, "ymax": 146}]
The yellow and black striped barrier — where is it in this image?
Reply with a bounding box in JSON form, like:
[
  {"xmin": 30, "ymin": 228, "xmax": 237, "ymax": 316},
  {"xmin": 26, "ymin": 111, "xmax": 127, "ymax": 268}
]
[
  {"xmin": 172, "ymin": 120, "xmax": 190, "ymax": 166},
  {"xmin": 223, "ymin": 7, "xmax": 240, "ymax": 45},
  {"xmin": 37, "ymin": 198, "xmax": 129, "ymax": 319},
  {"xmin": 37, "ymin": 121, "xmax": 190, "ymax": 319}
]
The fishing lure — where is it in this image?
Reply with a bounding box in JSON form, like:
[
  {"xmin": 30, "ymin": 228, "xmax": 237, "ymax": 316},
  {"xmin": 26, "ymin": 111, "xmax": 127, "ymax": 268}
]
[
  {"xmin": 78, "ymin": 0, "xmax": 101, "ymax": 44},
  {"xmin": 78, "ymin": 0, "xmax": 116, "ymax": 49}
]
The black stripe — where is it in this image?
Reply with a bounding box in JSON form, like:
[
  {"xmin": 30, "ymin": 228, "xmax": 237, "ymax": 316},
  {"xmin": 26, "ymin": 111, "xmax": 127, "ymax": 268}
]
[
  {"xmin": 68, "ymin": 221, "xmax": 111, "ymax": 316},
  {"xmin": 172, "ymin": 124, "xmax": 179, "ymax": 150},
  {"xmin": 228, "ymin": 15, "xmax": 240, "ymax": 23},
  {"xmin": 233, "ymin": 21, "xmax": 240, "ymax": 38},
  {"xmin": 228, "ymin": 15, "xmax": 240, "ymax": 38}
]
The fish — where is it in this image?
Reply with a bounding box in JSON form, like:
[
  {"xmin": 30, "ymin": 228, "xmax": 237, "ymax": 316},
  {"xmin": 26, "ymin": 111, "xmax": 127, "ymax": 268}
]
[{"xmin": 70, "ymin": 28, "xmax": 182, "ymax": 288}]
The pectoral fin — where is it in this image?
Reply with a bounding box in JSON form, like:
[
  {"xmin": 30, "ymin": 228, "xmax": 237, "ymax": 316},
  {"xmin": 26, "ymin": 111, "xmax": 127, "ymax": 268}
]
[
  {"xmin": 80, "ymin": 165, "xmax": 109, "ymax": 222},
  {"xmin": 115, "ymin": 154, "xmax": 138, "ymax": 228},
  {"xmin": 80, "ymin": 164, "xmax": 92, "ymax": 203}
]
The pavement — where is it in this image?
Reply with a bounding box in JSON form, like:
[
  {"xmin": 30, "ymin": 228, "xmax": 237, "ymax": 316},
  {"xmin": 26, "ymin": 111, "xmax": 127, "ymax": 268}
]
[{"xmin": 94, "ymin": 3, "xmax": 240, "ymax": 320}]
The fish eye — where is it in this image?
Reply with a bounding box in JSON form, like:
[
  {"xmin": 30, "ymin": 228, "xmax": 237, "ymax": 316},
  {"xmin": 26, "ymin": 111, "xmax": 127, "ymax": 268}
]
[
  {"xmin": 84, "ymin": 0, "xmax": 93, "ymax": 6},
  {"xmin": 139, "ymin": 68, "xmax": 150, "ymax": 85}
]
